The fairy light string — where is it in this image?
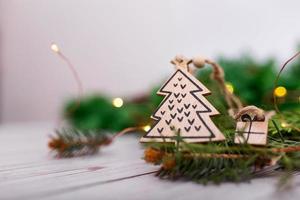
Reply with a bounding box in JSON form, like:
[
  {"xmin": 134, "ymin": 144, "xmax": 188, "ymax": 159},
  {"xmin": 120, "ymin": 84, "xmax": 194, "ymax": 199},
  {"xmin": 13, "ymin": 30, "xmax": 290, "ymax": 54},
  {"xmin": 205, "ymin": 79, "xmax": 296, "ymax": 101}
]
[
  {"xmin": 273, "ymin": 51, "xmax": 300, "ymax": 132},
  {"xmin": 51, "ymin": 43, "xmax": 149, "ymax": 141}
]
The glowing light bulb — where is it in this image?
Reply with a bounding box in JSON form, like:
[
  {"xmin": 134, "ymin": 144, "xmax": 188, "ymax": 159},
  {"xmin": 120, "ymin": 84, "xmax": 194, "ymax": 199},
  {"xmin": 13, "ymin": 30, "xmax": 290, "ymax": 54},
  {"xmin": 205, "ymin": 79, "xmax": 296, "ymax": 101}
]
[
  {"xmin": 51, "ymin": 43, "xmax": 60, "ymax": 53},
  {"xmin": 112, "ymin": 98, "xmax": 123, "ymax": 108},
  {"xmin": 274, "ymin": 86, "xmax": 287, "ymax": 97},
  {"xmin": 225, "ymin": 82, "xmax": 234, "ymax": 94},
  {"xmin": 143, "ymin": 125, "xmax": 151, "ymax": 132},
  {"xmin": 281, "ymin": 122, "xmax": 289, "ymax": 128}
]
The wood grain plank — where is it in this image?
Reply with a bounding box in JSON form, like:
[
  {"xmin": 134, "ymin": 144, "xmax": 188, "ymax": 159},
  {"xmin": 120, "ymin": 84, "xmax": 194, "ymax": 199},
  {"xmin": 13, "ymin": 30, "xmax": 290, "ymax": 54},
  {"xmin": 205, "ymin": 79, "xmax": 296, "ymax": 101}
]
[{"xmin": 1, "ymin": 123, "xmax": 300, "ymax": 200}]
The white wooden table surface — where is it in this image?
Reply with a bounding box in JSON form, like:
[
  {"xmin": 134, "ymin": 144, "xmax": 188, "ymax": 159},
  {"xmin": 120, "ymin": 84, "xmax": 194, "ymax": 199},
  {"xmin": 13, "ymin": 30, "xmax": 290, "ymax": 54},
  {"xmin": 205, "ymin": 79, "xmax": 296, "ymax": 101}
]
[{"xmin": 1, "ymin": 123, "xmax": 300, "ymax": 200}]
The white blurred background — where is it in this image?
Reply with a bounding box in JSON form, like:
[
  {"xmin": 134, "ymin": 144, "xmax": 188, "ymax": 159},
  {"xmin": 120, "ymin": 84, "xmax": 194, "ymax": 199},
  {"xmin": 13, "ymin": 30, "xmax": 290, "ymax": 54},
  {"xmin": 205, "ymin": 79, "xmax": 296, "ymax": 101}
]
[{"xmin": 0, "ymin": 0, "xmax": 299, "ymax": 123}]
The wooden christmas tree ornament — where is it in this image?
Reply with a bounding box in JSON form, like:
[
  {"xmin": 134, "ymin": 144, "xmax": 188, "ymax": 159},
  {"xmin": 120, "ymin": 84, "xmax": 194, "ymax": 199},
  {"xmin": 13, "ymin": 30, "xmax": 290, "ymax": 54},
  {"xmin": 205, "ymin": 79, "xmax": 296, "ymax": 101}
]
[{"xmin": 140, "ymin": 55, "xmax": 226, "ymax": 143}]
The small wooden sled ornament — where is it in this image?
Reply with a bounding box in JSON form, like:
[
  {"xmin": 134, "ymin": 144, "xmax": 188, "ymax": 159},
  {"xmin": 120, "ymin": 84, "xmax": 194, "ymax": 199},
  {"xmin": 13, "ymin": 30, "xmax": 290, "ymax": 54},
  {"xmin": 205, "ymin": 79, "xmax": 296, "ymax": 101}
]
[
  {"xmin": 234, "ymin": 112, "xmax": 269, "ymax": 146},
  {"xmin": 140, "ymin": 55, "xmax": 225, "ymax": 143}
]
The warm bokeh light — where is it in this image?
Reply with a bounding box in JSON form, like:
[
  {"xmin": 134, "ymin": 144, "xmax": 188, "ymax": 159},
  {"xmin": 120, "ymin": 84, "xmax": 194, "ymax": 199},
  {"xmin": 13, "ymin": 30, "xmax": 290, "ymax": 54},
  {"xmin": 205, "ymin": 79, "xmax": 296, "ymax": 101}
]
[
  {"xmin": 225, "ymin": 82, "xmax": 234, "ymax": 94},
  {"xmin": 143, "ymin": 125, "xmax": 151, "ymax": 132},
  {"xmin": 112, "ymin": 97, "xmax": 124, "ymax": 108},
  {"xmin": 50, "ymin": 43, "xmax": 60, "ymax": 53},
  {"xmin": 274, "ymin": 86, "xmax": 287, "ymax": 97},
  {"xmin": 281, "ymin": 122, "xmax": 289, "ymax": 128}
]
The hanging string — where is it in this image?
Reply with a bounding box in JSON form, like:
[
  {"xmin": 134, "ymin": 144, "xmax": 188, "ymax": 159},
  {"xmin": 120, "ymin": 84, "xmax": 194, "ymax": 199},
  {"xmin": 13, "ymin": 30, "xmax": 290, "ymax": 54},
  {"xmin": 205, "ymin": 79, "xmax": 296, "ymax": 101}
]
[
  {"xmin": 171, "ymin": 55, "xmax": 243, "ymax": 115},
  {"xmin": 51, "ymin": 43, "xmax": 83, "ymax": 127},
  {"xmin": 273, "ymin": 51, "xmax": 300, "ymax": 113},
  {"xmin": 203, "ymin": 58, "xmax": 243, "ymax": 114}
]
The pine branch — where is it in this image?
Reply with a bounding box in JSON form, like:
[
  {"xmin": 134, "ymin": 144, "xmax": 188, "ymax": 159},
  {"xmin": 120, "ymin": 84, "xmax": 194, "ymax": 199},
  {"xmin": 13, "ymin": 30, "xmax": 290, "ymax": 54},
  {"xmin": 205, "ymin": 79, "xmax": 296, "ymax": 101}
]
[
  {"xmin": 143, "ymin": 130, "xmax": 300, "ymax": 185},
  {"xmin": 48, "ymin": 128, "xmax": 112, "ymax": 158}
]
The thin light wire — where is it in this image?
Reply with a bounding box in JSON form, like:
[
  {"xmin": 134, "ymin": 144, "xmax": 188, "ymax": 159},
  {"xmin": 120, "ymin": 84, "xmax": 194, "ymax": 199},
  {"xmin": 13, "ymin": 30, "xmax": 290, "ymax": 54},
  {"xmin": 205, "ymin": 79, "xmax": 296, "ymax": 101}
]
[
  {"xmin": 273, "ymin": 51, "xmax": 300, "ymax": 113},
  {"xmin": 52, "ymin": 44, "xmax": 83, "ymax": 127},
  {"xmin": 112, "ymin": 127, "xmax": 145, "ymax": 140},
  {"xmin": 56, "ymin": 51, "xmax": 83, "ymax": 115}
]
